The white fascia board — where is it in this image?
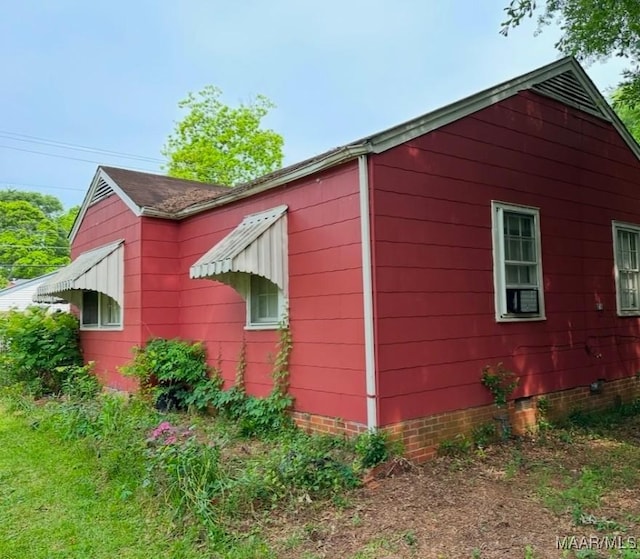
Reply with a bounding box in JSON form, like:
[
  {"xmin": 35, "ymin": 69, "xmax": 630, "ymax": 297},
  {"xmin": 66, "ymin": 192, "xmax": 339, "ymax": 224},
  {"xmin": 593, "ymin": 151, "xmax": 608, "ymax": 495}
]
[
  {"xmin": 367, "ymin": 57, "xmax": 579, "ymax": 154},
  {"xmin": 69, "ymin": 167, "xmax": 143, "ymax": 244}
]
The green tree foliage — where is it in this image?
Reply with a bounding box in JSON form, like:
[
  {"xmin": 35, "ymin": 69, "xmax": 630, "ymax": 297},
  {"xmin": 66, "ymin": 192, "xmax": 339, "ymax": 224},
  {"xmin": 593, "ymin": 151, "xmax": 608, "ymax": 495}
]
[
  {"xmin": 0, "ymin": 190, "xmax": 74, "ymax": 283},
  {"xmin": 0, "ymin": 190, "xmax": 64, "ymax": 217},
  {"xmin": 57, "ymin": 205, "xmax": 80, "ymax": 235},
  {"xmin": 0, "ymin": 307, "xmax": 82, "ymax": 395},
  {"xmin": 612, "ymin": 85, "xmax": 640, "ymax": 141},
  {"xmin": 162, "ymin": 85, "xmax": 284, "ymax": 186},
  {"xmin": 501, "ymin": 1, "xmax": 640, "ymax": 104}
]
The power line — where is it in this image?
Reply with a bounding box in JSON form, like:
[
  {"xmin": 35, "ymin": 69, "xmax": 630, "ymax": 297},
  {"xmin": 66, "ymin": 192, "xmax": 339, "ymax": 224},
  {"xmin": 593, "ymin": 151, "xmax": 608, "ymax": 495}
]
[
  {"xmin": 0, "ymin": 244, "xmax": 69, "ymax": 250},
  {"xmin": 0, "ymin": 143, "xmax": 159, "ymax": 171},
  {"xmin": 0, "ymin": 263, "xmax": 66, "ymax": 268},
  {"xmin": 0, "ymin": 181, "xmax": 85, "ymax": 192},
  {"xmin": 0, "ymin": 130, "xmax": 164, "ymax": 164}
]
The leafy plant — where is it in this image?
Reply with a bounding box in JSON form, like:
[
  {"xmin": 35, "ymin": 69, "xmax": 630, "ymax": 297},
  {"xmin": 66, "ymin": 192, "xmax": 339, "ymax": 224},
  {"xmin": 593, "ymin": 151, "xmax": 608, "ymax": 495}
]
[
  {"xmin": 471, "ymin": 422, "xmax": 498, "ymax": 449},
  {"xmin": 481, "ymin": 363, "xmax": 519, "ymax": 408},
  {"xmin": 238, "ymin": 392, "xmax": 294, "ymax": 438},
  {"xmin": 121, "ymin": 338, "xmax": 219, "ymax": 412},
  {"xmin": 146, "ymin": 421, "xmax": 225, "ymax": 531},
  {"xmin": 60, "ymin": 363, "xmax": 101, "ymax": 400},
  {"xmin": 354, "ymin": 430, "xmax": 391, "ymax": 469},
  {"xmin": 438, "ymin": 434, "xmax": 472, "ymax": 457},
  {"xmin": 0, "ymin": 307, "xmax": 82, "ymax": 396}
]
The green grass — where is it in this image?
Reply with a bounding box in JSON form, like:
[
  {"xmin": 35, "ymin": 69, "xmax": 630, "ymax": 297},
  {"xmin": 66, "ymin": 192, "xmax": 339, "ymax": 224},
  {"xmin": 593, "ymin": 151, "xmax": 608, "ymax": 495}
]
[{"xmin": 0, "ymin": 407, "xmax": 206, "ymax": 559}]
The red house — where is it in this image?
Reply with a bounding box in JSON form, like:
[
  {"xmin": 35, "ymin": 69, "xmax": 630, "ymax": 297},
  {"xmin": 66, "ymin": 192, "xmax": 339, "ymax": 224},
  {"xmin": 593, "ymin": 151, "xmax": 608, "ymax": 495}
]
[{"xmin": 35, "ymin": 58, "xmax": 640, "ymax": 459}]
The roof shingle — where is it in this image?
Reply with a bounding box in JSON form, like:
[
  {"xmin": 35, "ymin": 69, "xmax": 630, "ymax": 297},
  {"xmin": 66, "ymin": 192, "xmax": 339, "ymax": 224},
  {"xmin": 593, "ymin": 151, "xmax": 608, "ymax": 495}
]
[{"xmin": 100, "ymin": 166, "xmax": 228, "ymax": 213}]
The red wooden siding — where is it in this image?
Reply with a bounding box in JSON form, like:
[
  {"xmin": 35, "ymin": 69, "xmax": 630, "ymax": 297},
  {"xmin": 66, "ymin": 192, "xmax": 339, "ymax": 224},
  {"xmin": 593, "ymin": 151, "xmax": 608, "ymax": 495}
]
[
  {"xmin": 140, "ymin": 218, "xmax": 181, "ymax": 340},
  {"xmin": 371, "ymin": 90, "xmax": 640, "ymax": 425},
  {"xmin": 178, "ymin": 162, "xmax": 367, "ymax": 423},
  {"xmin": 72, "ymin": 195, "xmax": 141, "ymax": 390}
]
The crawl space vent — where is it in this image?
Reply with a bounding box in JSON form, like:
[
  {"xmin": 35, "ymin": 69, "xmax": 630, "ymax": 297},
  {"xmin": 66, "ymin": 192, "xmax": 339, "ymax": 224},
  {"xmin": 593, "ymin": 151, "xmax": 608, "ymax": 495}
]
[{"xmin": 531, "ymin": 70, "xmax": 605, "ymax": 119}]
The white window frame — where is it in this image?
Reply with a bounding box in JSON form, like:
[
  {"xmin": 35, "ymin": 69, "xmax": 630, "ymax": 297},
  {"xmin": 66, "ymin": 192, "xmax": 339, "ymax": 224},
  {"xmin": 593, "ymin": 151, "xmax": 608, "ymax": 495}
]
[
  {"xmin": 612, "ymin": 221, "xmax": 640, "ymax": 316},
  {"xmin": 80, "ymin": 291, "xmax": 122, "ymax": 330},
  {"xmin": 491, "ymin": 201, "xmax": 546, "ymax": 322},
  {"xmin": 231, "ymin": 274, "xmax": 285, "ymax": 330}
]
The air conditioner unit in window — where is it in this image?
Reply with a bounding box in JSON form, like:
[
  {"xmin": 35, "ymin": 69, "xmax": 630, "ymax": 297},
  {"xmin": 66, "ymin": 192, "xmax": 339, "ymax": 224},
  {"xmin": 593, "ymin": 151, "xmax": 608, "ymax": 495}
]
[{"xmin": 506, "ymin": 288, "xmax": 539, "ymax": 314}]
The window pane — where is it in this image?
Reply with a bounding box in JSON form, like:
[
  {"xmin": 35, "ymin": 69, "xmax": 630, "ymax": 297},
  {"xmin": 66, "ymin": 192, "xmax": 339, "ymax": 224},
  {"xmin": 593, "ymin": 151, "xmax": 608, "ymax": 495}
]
[
  {"xmin": 82, "ymin": 291, "xmax": 99, "ymax": 326},
  {"xmin": 521, "ymin": 239, "xmax": 535, "ymax": 262},
  {"xmin": 505, "ymin": 265, "xmax": 519, "ymax": 284},
  {"xmin": 250, "ymin": 276, "xmax": 280, "ymax": 324},
  {"xmin": 100, "ymin": 295, "xmax": 121, "ymax": 326},
  {"xmin": 504, "ymin": 214, "xmax": 520, "ymax": 236},
  {"xmin": 502, "ymin": 211, "xmax": 538, "ymax": 289},
  {"xmin": 507, "ymin": 239, "xmax": 521, "ymax": 261}
]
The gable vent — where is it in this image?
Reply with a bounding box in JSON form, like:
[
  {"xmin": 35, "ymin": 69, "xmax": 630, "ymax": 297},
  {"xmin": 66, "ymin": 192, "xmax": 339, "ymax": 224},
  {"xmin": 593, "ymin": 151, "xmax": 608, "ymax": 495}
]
[
  {"xmin": 90, "ymin": 177, "xmax": 114, "ymax": 205},
  {"xmin": 531, "ymin": 70, "xmax": 606, "ymax": 119}
]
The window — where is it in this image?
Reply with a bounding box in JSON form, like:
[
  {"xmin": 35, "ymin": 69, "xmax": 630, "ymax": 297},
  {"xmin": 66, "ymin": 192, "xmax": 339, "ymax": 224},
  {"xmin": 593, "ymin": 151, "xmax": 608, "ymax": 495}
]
[
  {"xmin": 613, "ymin": 222, "xmax": 640, "ymax": 315},
  {"xmin": 247, "ymin": 275, "xmax": 283, "ymax": 328},
  {"xmin": 492, "ymin": 201, "xmax": 545, "ymax": 321},
  {"xmin": 81, "ymin": 291, "xmax": 122, "ymax": 329},
  {"xmin": 81, "ymin": 291, "xmax": 99, "ymax": 327}
]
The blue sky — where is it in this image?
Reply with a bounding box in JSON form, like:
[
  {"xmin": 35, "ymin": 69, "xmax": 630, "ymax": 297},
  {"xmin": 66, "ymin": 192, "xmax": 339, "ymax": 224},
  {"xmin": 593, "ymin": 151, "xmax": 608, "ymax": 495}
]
[{"xmin": 0, "ymin": 1, "xmax": 629, "ymax": 210}]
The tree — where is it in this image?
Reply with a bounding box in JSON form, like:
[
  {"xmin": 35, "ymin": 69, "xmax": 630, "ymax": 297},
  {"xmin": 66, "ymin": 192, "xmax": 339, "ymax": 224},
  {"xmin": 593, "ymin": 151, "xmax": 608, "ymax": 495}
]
[
  {"xmin": 612, "ymin": 85, "xmax": 640, "ymax": 141},
  {"xmin": 162, "ymin": 85, "xmax": 284, "ymax": 186},
  {"xmin": 501, "ymin": 1, "xmax": 640, "ymax": 104},
  {"xmin": 0, "ymin": 190, "xmax": 64, "ymax": 218},
  {"xmin": 0, "ymin": 193, "xmax": 72, "ymax": 284},
  {"xmin": 57, "ymin": 205, "xmax": 80, "ymax": 235}
]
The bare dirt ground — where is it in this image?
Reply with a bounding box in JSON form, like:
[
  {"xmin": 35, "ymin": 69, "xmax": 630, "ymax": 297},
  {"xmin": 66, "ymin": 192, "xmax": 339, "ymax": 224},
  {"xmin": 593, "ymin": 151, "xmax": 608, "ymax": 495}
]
[{"xmin": 265, "ymin": 424, "xmax": 640, "ymax": 559}]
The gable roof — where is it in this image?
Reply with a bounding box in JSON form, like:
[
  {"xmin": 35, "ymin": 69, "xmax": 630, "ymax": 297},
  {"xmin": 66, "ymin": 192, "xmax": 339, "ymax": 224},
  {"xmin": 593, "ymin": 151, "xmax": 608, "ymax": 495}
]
[
  {"xmin": 70, "ymin": 56, "xmax": 639, "ymax": 240},
  {"xmin": 69, "ymin": 167, "xmax": 228, "ymax": 242}
]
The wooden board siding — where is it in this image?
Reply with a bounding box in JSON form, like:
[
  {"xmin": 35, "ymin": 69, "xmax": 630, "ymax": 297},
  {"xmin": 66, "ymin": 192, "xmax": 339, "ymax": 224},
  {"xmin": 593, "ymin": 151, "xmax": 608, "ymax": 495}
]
[
  {"xmin": 178, "ymin": 162, "xmax": 367, "ymax": 423},
  {"xmin": 72, "ymin": 195, "xmax": 141, "ymax": 390},
  {"xmin": 140, "ymin": 218, "xmax": 181, "ymax": 341},
  {"xmin": 371, "ymin": 90, "xmax": 640, "ymax": 425}
]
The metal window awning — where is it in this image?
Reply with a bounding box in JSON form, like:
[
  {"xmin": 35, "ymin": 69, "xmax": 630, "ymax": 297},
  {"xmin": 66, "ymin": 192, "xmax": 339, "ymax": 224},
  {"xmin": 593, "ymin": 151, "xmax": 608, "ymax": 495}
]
[
  {"xmin": 33, "ymin": 239, "xmax": 124, "ymax": 305},
  {"xmin": 190, "ymin": 205, "xmax": 288, "ymax": 292}
]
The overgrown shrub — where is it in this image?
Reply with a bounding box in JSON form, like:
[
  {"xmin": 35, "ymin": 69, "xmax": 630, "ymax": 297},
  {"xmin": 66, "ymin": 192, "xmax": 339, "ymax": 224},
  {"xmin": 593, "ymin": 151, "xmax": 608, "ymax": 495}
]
[
  {"xmin": 121, "ymin": 337, "xmax": 220, "ymax": 411},
  {"xmin": 238, "ymin": 392, "xmax": 294, "ymax": 438},
  {"xmin": 60, "ymin": 363, "xmax": 101, "ymax": 400},
  {"xmin": 0, "ymin": 307, "xmax": 82, "ymax": 395},
  {"xmin": 354, "ymin": 430, "xmax": 392, "ymax": 469}
]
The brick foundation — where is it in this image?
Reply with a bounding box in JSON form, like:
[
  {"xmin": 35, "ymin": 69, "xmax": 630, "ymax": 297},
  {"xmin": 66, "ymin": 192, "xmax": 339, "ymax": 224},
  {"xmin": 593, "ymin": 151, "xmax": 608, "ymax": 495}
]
[{"xmin": 292, "ymin": 375, "xmax": 640, "ymax": 462}]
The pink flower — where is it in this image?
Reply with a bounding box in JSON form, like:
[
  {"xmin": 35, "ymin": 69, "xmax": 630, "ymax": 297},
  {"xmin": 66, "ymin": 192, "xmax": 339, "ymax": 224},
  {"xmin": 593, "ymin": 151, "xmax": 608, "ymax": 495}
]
[{"xmin": 150, "ymin": 421, "xmax": 174, "ymax": 441}]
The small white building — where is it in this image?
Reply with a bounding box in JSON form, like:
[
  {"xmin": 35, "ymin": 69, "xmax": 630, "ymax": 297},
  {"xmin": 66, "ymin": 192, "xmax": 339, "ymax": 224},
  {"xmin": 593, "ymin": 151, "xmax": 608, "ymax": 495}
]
[{"xmin": 0, "ymin": 272, "xmax": 69, "ymax": 312}]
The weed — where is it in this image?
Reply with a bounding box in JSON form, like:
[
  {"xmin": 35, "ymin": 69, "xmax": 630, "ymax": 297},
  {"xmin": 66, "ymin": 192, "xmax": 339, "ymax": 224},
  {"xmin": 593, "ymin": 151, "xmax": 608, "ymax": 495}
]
[
  {"xmin": 505, "ymin": 448, "xmax": 526, "ymax": 479},
  {"xmin": 403, "ymin": 530, "xmax": 418, "ymax": 547},
  {"xmin": 438, "ymin": 434, "xmax": 472, "ymax": 457},
  {"xmin": 471, "ymin": 422, "xmax": 498, "ymax": 449},
  {"xmin": 524, "ymin": 545, "xmax": 537, "ymax": 559},
  {"xmin": 481, "ymin": 362, "xmax": 519, "ymax": 408},
  {"xmin": 355, "ymin": 429, "xmax": 391, "ymax": 469}
]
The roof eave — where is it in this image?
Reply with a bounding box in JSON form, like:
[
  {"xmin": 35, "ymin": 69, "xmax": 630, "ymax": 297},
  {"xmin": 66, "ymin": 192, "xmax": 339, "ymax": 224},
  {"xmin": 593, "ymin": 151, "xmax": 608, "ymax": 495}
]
[
  {"xmin": 366, "ymin": 57, "xmax": 578, "ymax": 153},
  {"xmin": 69, "ymin": 167, "xmax": 143, "ymax": 243},
  {"xmin": 140, "ymin": 144, "xmax": 370, "ymax": 220}
]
